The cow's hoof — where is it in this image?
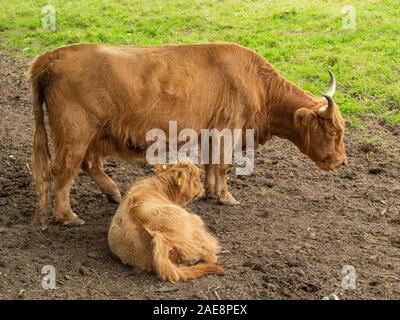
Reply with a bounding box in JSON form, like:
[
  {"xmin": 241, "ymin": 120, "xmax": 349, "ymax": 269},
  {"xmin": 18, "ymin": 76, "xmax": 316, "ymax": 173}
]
[
  {"xmin": 218, "ymin": 194, "xmax": 240, "ymax": 205},
  {"xmin": 64, "ymin": 217, "xmax": 85, "ymax": 227},
  {"xmin": 31, "ymin": 215, "xmax": 48, "ymax": 227},
  {"xmin": 106, "ymin": 193, "xmax": 122, "ymax": 204}
]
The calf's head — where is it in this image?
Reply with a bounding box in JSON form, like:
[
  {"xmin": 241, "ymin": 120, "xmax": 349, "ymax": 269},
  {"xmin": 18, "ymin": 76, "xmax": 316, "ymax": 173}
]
[
  {"xmin": 154, "ymin": 161, "xmax": 205, "ymax": 205},
  {"xmin": 294, "ymin": 72, "xmax": 347, "ymax": 171}
]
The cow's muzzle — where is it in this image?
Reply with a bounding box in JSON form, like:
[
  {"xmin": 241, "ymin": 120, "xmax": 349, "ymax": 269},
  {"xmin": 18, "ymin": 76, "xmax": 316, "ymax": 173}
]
[{"xmin": 316, "ymin": 157, "xmax": 347, "ymax": 171}]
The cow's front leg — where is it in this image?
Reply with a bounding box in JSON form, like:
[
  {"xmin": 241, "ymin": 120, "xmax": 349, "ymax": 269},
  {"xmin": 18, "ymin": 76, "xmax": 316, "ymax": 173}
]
[
  {"xmin": 215, "ymin": 164, "xmax": 240, "ymax": 205},
  {"xmin": 204, "ymin": 164, "xmax": 217, "ymax": 198},
  {"xmin": 82, "ymin": 159, "xmax": 122, "ymax": 204}
]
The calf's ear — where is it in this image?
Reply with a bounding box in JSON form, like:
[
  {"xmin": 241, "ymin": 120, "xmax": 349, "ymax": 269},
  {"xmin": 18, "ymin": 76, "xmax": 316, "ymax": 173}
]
[
  {"xmin": 153, "ymin": 163, "xmax": 168, "ymax": 174},
  {"xmin": 174, "ymin": 170, "xmax": 186, "ymax": 187},
  {"xmin": 294, "ymin": 108, "xmax": 317, "ymax": 129}
]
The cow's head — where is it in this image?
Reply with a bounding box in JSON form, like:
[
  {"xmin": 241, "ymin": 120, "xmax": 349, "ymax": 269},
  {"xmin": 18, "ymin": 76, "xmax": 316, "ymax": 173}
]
[{"xmin": 294, "ymin": 72, "xmax": 347, "ymax": 171}]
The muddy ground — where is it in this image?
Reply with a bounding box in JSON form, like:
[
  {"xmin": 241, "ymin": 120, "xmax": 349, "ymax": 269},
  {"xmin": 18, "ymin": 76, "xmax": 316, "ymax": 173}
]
[{"xmin": 0, "ymin": 51, "xmax": 399, "ymax": 300}]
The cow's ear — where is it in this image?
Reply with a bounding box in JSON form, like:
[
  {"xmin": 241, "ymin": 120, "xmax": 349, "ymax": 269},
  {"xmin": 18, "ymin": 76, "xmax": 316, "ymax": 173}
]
[{"xmin": 294, "ymin": 108, "xmax": 316, "ymax": 128}]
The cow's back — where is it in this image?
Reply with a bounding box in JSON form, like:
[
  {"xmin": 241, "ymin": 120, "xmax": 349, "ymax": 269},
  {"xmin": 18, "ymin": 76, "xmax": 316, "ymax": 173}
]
[{"xmin": 32, "ymin": 43, "xmax": 267, "ymax": 149}]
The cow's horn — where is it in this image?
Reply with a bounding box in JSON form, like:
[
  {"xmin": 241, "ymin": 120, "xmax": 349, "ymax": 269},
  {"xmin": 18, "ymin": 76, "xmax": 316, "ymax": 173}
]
[
  {"xmin": 318, "ymin": 71, "xmax": 336, "ymax": 119},
  {"xmin": 325, "ymin": 70, "xmax": 336, "ymax": 97},
  {"xmin": 319, "ymin": 95, "xmax": 334, "ymax": 119}
]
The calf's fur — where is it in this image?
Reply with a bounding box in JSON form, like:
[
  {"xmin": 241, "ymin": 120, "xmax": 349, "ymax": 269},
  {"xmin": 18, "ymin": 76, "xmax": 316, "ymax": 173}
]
[{"xmin": 108, "ymin": 162, "xmax": 223, "ymax": 282}]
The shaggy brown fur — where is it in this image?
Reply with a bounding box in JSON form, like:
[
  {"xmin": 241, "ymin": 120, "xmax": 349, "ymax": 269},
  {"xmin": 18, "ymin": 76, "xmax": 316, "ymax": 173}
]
[
  {"xmin": 29, "ymin": 43, "xmax": 346, "ymax": 226},
  {"xmin": 108, "ymin": 162, "xmax": 223, "ymax": 282}
]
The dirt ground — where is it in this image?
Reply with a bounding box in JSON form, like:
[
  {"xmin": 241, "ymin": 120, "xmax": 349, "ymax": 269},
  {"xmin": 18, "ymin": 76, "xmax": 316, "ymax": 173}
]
[{"xmin": 0, "ymin": 51, "xmax": 399, "ymax": 300}]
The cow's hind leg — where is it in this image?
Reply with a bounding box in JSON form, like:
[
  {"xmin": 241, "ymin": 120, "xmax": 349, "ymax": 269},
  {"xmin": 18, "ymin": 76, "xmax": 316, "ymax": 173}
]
[
  {"xmin": 82, "ymin": 160, "xmax": 122, "ymax": 204},
  {"xmin": 51, "ymin": 119, "xmax": 95, "ymax": 227}
]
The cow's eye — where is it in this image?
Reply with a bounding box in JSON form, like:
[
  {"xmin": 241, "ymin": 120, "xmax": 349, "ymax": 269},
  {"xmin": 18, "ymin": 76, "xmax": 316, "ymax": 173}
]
[{"xmin": 331, "ymin": 132, "xmax": 337, "ymax": 137}]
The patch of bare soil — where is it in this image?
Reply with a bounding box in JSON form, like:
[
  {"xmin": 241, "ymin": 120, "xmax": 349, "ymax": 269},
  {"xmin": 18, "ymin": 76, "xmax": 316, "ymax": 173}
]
[{"xmin": 0, "ymin": 52, "xmax": 399, "ymax": 300}]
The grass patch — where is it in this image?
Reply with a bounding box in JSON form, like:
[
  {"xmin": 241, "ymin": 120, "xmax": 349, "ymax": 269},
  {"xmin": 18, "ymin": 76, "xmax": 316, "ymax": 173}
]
[
  {"xmin": 0, "ymin": 214, "xmax": 15, "ymax": 225},
  {"xmin": 360, "ymin": 135, "xmax": 384, "ymax": 153},
  {"xmin": 361, "ymin": 135, "xmax": 384, "ymax": 146},
  {"xmin": 346, "ymin": 117, "xmax": 364, "ymax": 131},
  {"xmin": 259, "ymin": 186, "xmax": 279, "ymax": 196},
  {"xmin": 0, "ymin": 0, "xmax": 398, "ymax": 124}
]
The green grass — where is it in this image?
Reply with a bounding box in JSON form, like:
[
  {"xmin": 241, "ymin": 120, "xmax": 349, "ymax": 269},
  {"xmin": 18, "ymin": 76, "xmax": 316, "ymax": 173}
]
[
  {"xmin": 361, "ymin": 135, "xmax": 385, "ymax": 153},
  {"xmin": 0, "ymin": 214, "xmax": 15, "ymax": 224},
  {"xmin": 361, "ymin": 135, "xmax": 384, "ymax": 145},
  {"xmin": 259, "ymin": 186, "xmax": 279, "ymax": 196},
  {"xmin": 346, "ymin": 117, "xmax": 365, "ymax": 130},
  {"xmin": 0, "ymin": 0, "xmax": 399, "ymax": 124}
]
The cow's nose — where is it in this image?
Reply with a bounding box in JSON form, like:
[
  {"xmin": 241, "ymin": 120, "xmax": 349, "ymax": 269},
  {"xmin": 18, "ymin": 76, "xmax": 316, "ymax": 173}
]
[{"xmin": 341, "ymin": 159, "xmax": 348, "ymax": 166}]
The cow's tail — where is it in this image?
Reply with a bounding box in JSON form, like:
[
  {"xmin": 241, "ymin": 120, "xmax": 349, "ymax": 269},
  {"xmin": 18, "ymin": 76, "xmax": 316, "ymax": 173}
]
[
  {"xmin": 29, "ymin": 54, "xmax": 53, "ymax": 225},
  {"xmin": 149, "ymin": 229, "xmax": 223, "ymax": 282}
]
